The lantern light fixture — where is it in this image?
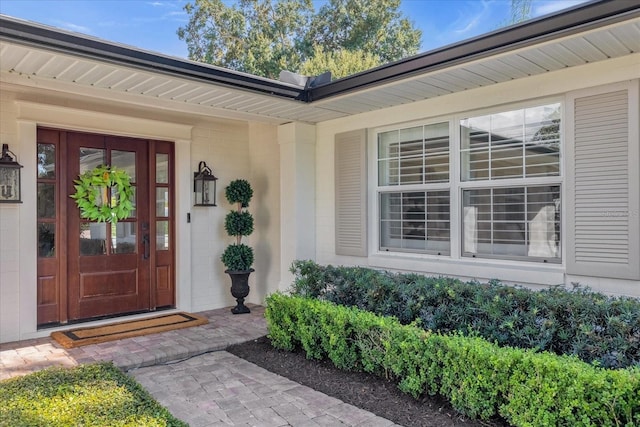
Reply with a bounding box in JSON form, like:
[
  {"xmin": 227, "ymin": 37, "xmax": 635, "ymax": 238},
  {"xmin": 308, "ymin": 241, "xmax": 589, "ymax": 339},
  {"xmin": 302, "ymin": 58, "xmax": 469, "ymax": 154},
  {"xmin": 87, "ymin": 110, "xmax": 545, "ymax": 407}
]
[
  {"xmin": 0, "ymin": 144, "xmax": 22, "ymax": 203},
  {"xmin": 193, "ymin": 161, "xmax": 217, "ymax": 206}
]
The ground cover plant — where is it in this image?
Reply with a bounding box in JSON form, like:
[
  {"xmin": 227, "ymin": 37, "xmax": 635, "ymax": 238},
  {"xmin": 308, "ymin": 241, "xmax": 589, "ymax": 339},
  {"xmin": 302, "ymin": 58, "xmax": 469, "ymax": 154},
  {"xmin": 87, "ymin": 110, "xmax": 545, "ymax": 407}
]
[
  {"xmin": 265, "ymin": 293, "xmax": 640, "ymax": 426},
  {"xmin": 290, "ymin": 260, "xmax": 640, "ymax": 368},
  {"xmin": 0, "ymin": 362, "xmax": 187, "ymax": 427}
]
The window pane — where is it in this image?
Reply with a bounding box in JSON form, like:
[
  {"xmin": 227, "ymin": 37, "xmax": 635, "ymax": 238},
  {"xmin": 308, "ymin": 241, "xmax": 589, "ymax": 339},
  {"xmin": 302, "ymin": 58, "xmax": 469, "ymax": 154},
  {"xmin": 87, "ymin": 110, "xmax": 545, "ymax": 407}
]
[
  {"xmin": 156, "ymin": 187, "xmax": 169, "ymax": 217},
  {"xmin": 378, "ymin": 130, "xmax": 398, "ymax": 158},
  {"xmin": 463, "ymin": 186, "xmax": 560, "ymax": 260},
  {"xmin": 466, "ymin": 150, "xmax": 489, "ymax": 181},
  {"xmin": 461, "ymin": 103, "xmax": 561, "ymax": 181},
  {"xmin": 378, "ymin": 131, "xmax": 398, "ymax": 186},
  {"xmin": 378, "ymin": 159, "xmax": 399, "ymax": 186},
  {"xmin": 463, "ymin": 189, "xmax": 491, "ymax": 254},
  {"xmin": 492, "ymin": 187, "xmax": 526, "ymax": 256},
  {"xmin": 492, "ymin": 146, "xmax": 523, "ymax": 179},
  {"xmin": 461, "ymin": 115, "xmax": 490, "ymax": 150},
  {"xmin": 156, "ymin": 153, "xmax": 169, "ymax": 184},
  {"xmin": 402, "ymin": 192, "xmax": 426, "ymax": 250},
  {"xmin": 397, "ymin": 126, "xmax": 423, "ymax": 185},
  {"xmin": 38, "ymin": 223, "xmax": 55, "ymax": 257},
  {"xmin": 37, "ymin": 144, "xmax": 55, "ymax": 179},
  {"xmin": 111, "ymin": 222, "xmax": 137, "ymax": 254},
  {"xmin": 525, "ymin": 104, "xmax": 561, "ymax": 177},
  {"xmin": 379, "ymin": 122, "xmax": 449, "ymax": 185},
  {"xmin": 461, "ymin": 115, "xmax": 491, "ymax": 181},
  {"xmin": 380, "ymin": 193, "xmax": 401, "ymax": 248},
  {"xmin": 426, "ymin": 191, "xmax": 450, "ymax": 253},
  {"xmin": 380, "ymin": 191, "xmax": 450, "ymax": 254},
  {"xmin": 491, "ymin": 109, "xmax": 524, "ymax": 148},
  {"xmin": 424, "ymin": 122, "xmax": 449, "ymax": 183},
  {"xmin": 156, "ymin": 220, "xmax": 169, "ymax": 250},
  {"xmin": 37, "ymin": 183, "xmax": 55, "ymax": 218},
  {"xmin": 111, "ymin": 150, "xmax": 136, "ymax": 182},
  {"xmin": 79, "ymin": 148, "xmax": 105, "ymax": 174},
  {"xmin": 527, "ymin": 186, "xmax": 561, "ymax": 258},
  {"xmin": 79, "ymin": 222, "xmax": 107, "ymax": 256}
]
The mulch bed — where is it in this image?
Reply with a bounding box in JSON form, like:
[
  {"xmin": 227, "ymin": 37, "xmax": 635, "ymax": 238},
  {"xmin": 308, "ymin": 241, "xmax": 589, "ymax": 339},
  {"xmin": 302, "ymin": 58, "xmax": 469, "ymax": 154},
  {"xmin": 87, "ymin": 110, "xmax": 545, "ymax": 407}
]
[{"xmin": 227, "ymin": 336, "xmax": 509, "ymax": 427}]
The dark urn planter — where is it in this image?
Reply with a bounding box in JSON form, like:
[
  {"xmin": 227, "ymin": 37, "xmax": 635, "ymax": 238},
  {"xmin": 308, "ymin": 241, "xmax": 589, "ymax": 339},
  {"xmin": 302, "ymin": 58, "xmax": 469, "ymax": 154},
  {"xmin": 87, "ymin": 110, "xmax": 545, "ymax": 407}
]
[{"xmin": 226, "ymin": 268, "xmax": 254, "ymax": 314}]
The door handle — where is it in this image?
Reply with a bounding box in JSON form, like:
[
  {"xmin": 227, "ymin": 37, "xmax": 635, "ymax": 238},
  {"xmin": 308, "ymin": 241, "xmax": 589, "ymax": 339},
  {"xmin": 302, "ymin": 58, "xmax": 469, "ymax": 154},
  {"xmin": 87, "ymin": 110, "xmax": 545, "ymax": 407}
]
[{"xmin": 142, "ymin": 234, "xmax": 150, "ymax": 259}]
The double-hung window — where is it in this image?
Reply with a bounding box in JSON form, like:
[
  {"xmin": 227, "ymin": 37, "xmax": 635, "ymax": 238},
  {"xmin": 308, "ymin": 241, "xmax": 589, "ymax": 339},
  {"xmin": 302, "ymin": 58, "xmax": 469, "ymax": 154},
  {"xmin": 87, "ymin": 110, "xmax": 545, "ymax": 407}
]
[
  {"xmin": 460, "ymin": 103, "xmax": 562, "ymax": 262},
  {"xmin": 375, "ymin": 102, "xmax": 561, "ymax": 263},
  {"xmin": 378, "ymin": 122, "xmax": 451, "ymax": 255}
]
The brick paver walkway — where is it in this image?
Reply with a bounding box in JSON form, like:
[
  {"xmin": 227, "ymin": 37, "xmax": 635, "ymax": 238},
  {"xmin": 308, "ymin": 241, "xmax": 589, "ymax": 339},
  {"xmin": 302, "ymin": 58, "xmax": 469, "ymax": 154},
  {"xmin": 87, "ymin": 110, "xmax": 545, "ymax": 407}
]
[{"xmin": 0, "ymin": 305, "xmax": 399, "ymax": 426}]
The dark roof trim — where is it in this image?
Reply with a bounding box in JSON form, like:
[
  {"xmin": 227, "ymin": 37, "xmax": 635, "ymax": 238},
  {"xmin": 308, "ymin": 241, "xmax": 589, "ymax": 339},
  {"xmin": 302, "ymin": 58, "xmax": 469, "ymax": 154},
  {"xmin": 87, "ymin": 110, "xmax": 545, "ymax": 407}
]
[
  {"xmin": 307, "ymin": 0, "xmax": 640, "ymax": 102},
  {"xmin": 1, "ymin": 0, "xmax": 638, "ymax": 105},
  {"xmin": 0, "ymin": 15, "xmax": 305, "ymax": 100}
]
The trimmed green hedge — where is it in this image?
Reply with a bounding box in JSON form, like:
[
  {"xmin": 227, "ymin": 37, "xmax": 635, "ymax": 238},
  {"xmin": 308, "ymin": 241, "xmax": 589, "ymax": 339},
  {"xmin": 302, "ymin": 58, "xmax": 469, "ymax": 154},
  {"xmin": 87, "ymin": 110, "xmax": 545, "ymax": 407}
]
[
  {"xmin": 289, "ymin": 260, "xmax": 640, "ymax": 369},
  {"xmin": 266, "ymin": 293, "xmax": 640, "ymax": 427}
]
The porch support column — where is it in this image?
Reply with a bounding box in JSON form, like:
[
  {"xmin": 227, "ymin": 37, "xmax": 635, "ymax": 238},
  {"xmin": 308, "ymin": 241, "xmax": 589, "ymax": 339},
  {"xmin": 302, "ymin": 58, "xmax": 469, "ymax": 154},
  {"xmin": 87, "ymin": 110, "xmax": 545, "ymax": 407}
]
[
  {"xmin": 174, "ymin": 138, "xmax": 192, "ymax": 312},
  {"xmin": 278, "ymin": 122, "xmax": 316, "ymax": 290}
]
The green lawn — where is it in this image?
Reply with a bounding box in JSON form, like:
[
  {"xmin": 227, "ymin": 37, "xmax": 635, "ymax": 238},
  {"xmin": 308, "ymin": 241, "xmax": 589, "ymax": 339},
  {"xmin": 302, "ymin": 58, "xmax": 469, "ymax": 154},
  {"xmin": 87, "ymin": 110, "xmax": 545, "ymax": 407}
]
[{"xmin": 0, "ymin": 362, "xmax": 187, "ymax": 427}]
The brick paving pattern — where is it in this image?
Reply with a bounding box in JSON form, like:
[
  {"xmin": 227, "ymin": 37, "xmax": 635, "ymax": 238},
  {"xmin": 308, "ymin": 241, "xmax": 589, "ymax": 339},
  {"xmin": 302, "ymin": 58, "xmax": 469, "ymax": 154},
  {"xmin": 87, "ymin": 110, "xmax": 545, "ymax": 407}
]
[{"xmin": 0, "ymin": 304, "xmax": 399, "ymax": 426}]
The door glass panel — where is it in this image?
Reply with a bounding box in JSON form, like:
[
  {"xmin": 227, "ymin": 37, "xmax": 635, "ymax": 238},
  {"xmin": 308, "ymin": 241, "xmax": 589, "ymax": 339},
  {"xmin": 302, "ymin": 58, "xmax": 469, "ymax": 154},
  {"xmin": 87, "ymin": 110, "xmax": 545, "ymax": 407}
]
[
  {"xmin": 156, "ymin": 220, "xmax": 169, "ymax": 250},
  {"xmin": 112, "ymin": 222, "xmax": 137, "ymax": 254},
  {"xmin": 156, "ymin": 188, "xmax": 169, "ymax": 217},
  {"xmin": 156, "ymin": 153, "xmax": 169, "ymax": 184},
  {"xmin": 111, "ymin": 150, "xmax": 136, "ymax": 182},
  {"xmin": 130, "ymin": 186, "xmax": 137, "ymax": 217},
  {"xmin": 38, "ymin": 223, "xmax": 55, "ymax": 257},
  {"xmin": 79, "ymin": 148, "xmax": 105, "ymax": 174},
  {"xmin": 37, "ymin": 184, "xmax": 56, "ymax": 218},
  {"xmin": 37, "ymin": 144, "xmax": 55, "ymax": 179},
  {"xmin": 112, "ymin": 185, "xmax": 136, "ymax": 218},
  {"xmin": 79, "ymin": 222, "xmax": 107, "ymax": 256}
]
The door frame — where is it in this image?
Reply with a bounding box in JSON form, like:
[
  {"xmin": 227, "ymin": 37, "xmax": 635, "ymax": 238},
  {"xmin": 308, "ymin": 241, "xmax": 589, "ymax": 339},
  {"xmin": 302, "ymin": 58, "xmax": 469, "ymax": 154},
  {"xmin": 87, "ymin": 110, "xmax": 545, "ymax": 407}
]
[{"xmin": 36, "ymin": 127, "xmax": 176, "ymax": 325}]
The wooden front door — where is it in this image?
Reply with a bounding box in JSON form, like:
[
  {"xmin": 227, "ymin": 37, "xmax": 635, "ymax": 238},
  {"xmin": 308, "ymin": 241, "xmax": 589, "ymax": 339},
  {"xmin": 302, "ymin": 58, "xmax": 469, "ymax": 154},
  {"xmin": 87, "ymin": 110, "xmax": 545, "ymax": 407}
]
[{"xmin": 36, "ymin": 129, "xmax": 175, "ymax": 325}]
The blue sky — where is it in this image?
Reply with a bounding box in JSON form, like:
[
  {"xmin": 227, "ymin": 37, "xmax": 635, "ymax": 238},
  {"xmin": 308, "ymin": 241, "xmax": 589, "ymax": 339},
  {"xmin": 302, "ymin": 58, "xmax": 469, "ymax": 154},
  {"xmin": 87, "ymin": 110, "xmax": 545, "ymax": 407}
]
[{"xmin": 0, "ymin": 0, "xmax": 589, "ymax": 59}]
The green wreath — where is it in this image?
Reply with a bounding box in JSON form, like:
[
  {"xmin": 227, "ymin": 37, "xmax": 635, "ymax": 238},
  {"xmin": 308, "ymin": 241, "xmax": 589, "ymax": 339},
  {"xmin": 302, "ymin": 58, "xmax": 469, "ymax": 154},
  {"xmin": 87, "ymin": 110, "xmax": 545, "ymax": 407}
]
[{"xmin": 70, "ymin": 165, "xmax": 134, "ymax": 223}]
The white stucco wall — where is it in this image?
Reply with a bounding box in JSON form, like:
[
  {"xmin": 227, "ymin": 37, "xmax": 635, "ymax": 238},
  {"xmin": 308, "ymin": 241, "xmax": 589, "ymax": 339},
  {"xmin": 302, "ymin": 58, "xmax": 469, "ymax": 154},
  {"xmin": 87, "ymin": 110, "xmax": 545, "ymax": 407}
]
[
  {"xmin": 189, "ymin": 119, "xmax": 250, "ymax": 313},
  {"xmin": 0, "ymin": 86, "xmax": 281, "ymax": 342},
  {"xmin": 314, "ymin": 54, "xmax": 640, "ymax": 297}
]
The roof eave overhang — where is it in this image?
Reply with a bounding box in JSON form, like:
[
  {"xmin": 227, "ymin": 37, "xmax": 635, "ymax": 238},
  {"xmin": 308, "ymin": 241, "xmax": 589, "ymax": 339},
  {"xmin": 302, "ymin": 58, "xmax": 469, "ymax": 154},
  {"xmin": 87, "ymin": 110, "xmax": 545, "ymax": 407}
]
[
  {"xmin": 307, "ymin": 0, "xmax": 640, "ymax": 102},
  {"xmin": 0, "ymin": 15, "xmax": 306, "ymax": 101}
]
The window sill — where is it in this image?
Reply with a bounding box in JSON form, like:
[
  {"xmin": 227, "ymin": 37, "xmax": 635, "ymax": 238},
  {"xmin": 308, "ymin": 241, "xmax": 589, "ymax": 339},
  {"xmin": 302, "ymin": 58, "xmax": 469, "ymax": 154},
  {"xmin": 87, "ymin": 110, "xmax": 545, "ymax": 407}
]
[{"xmin": 368, "ymin": 252, "xmax": 565, "ymax": 286}]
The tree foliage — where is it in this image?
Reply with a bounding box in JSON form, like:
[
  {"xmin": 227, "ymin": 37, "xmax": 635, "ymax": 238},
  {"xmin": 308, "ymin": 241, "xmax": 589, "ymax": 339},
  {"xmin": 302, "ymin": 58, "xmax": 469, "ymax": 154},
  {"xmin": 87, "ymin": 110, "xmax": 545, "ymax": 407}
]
[
  {"xmin": 305, "ymin": 0, "xmax": 421, "ymax": 65},
  {"xmin": 299, "ymin": 46, "xmax": 381, "ymax": 80},
  {"xmin": 178, "ymin": 0, "xmax": 421, "ymax": 79},
  {"xmin": 506, "ymin": 0, "xmax": 532, "ymax": 25}
]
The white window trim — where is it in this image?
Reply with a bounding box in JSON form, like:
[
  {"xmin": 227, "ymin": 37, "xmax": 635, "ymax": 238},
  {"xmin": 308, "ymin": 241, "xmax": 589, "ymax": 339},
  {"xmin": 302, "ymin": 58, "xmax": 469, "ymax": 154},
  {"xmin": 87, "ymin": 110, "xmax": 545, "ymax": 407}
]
[
  {"xmin": 372, "ymin": 117, "xmax": 454, "ymax": 256},
  {"xmin": 368, "ymin": 96, "xmax": 566, "ymax": 272}
]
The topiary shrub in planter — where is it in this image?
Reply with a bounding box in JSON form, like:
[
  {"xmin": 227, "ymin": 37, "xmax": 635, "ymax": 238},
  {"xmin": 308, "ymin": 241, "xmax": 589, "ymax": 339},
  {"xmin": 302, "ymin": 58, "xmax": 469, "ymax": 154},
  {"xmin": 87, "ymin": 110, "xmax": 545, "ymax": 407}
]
[{"xmin": 221, "ymin": 179, "xmax": 254, "ymax": 314}]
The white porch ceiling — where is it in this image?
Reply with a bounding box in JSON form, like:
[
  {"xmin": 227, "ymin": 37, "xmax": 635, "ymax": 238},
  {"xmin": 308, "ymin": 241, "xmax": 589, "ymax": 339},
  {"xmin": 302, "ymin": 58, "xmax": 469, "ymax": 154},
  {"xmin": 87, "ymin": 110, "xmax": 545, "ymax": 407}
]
[
  {"xmin": 1, "ymin": 15, "xmax": 639, "ymax": 124},
  {"xmin": 0, "ymin": 42, "xmax": 346, "ymax": 124}
]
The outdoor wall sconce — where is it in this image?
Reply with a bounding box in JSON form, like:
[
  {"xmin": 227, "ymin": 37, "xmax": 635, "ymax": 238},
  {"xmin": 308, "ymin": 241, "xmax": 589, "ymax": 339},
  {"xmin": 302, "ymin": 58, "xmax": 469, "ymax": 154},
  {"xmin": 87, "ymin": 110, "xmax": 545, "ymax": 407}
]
[
  {"xmin": 0, "ymin": 144, "xmax": 22, "ymax": 203},
  {"xmin": 193, "ymin": 161, "xmax": 217, "ymax": 206}
]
